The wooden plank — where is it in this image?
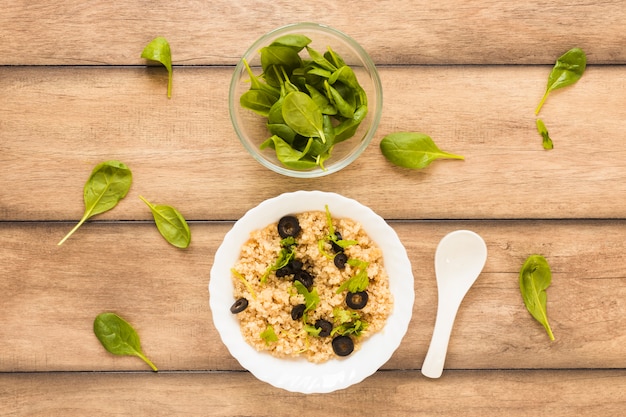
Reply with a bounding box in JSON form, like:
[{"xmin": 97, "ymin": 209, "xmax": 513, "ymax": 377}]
[
  {"xmin": 2, "ymin": 370, "xmax": 625, "ymax": 416},
  {"xmin": 1, "ymin": 0, "xmax": 625, "ymax": 65},
  {"xmin": 1, "ymin": 220, "xmax": 625, "ymax": 372},
  {"xmin": 2, "ymin": 66, "xmax": 625, "ymax": 221}
]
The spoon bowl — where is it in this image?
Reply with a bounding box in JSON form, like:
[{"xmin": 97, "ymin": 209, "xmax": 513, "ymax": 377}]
[{"xmin": 421, "ymin": 230, "xmax": 487, "ymax": 379}]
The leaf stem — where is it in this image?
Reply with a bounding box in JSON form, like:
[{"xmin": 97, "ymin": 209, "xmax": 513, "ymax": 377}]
[
  {"xmin": 137, "ymin": 352, "xmax": 158, "ymax": 372},
  {"xmin": 535, "ymin": 91, "xmax": 549, "ymax": 115},
  {"xmin": 167, "ymin": 72, "xmax": 172, "ymax": 99},
  {"xmin": 57, "ymin": 212, "xmax": 89, "ymax": 246}
]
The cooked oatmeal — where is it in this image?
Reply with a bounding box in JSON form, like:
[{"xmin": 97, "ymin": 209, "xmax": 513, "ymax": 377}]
[{"xmin": 230, "ymin": 208, "xmax": 393, "ymax": 363}]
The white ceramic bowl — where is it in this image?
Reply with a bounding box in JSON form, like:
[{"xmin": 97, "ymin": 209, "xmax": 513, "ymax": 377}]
[
  {"xmin": 229, "ymin": 23, "xmax": 383, "ymax": 178},
  {"xmin": 209, "ymin": 191, "xmax": 414, "ymax": 393}
]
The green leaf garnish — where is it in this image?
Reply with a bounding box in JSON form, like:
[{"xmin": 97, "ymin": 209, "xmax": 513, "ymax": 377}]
[
  {"xmin": 231, "ymin": 268, "xmax": 257, "ymax": 300},
  {"xmin": 141, "ymin": 37, "xmax": 173, "ymax": 98},
  {"xmin": 260, "ymin": 236, "xmax": 297, "ymax": 283},
  {"xmin": 260, "ymin": 324, "xmax": 278, "ymax": 345},
  {"xmin": 294, "ymin": 280, "xmax": 319, "ymax": 314},
  {"xmin": 331, "ymin": 308, "xmax": 368, "ymax": 337},
  {"xmin": 337, "ymin": 259, "xmax": 370, "ymax": 293}
]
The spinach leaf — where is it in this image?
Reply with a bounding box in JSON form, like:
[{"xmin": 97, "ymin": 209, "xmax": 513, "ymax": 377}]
[
  {"xmin": 242, "ymin": 59, "xmax": 280, "ymax": 100},
  {"xmin": 261, "ymin": 135, "xmax": 318, "ymax": 170},
  {"xmin": 536, "ymin": 119, "xmax": 554, "ymax": 150},
  {"xmin": 240, "ymin": 89, "xmax": 276, "ymax": 117},
  {"xmin": 535, "ymin": 47, "xmax": 587, "ymax": 115},
  {"xmin": 93, "ymin": 312, "xmax": 158, "ymax": 371},
  {"xmin": 270, "ymin": 34, "xmax": 312, "ymax": 51},
  {"xmin": 141, "ymin": 37, "xmax": 173, "ymax": 98},
  {"xmin": 139, "ymin": 196, "xmax": 191, "ymax": 249},
  {"xmin": 519, "ymin": 255, "xmax": 555, "ymax": 341},
  {"xmin": 239, "ymin": 34, "xmax": 368, "ymax": 170},
  {"xmin": 58, "ymin": 160, "xmax": 132, "ymax": 245},
  {"xmin": 380, "ymin": 132, "xmax": 464, "ymax": 169},
  {"xmin": 282, "ymin": 91, "xmax": 326, "ymax": 143}
]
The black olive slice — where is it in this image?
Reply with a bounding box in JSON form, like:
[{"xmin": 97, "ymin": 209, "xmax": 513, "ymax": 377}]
[
  {"xmin": 230, "ymin": 298, "xmax": 248, "ymax": 314},
  {"xmin": 334, "ymin": 252, "xmax": 348, "ymax": 269},
  {"xmin": 278, "ymin": 215, "xmax": 301, "ymax": 238},
  {"xmin": 332, "ymin": 335, "xmax": 355, "ymax": 356},
  {"xmin": 315, "ymin": 319, "xmax": 333, "ymax": 337},
  {"xmin": 331, "ymin": 231, "xmax": 344, "ymax": 253},
  {"xmin": 346, "ymin": 291, "xmax": 368, "ymax": 309},
  {"xmin": 290, "ymin": 259, "xmax": 303, "ymax": 271},
  {"xmin": 291, "ymin": 303, "xmax": 306, "ymax": 320},
  {"xmin": 276, "ymin": 259, "xmax": 303, "ymax": 277},
  {"xmin": 294, "ymin": 270, "xmax": 314, "ymax": 289}
]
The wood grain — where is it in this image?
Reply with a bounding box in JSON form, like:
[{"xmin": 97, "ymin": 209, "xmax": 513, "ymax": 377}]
[
  {"xmin": 2, "ymin": 370, "xmax": 626, "ymax": 416},
  {"xmin": 2, "ymin": 220, "xmax": 625, "ymax": 372},
  {"xmin": 2, "ymin": 0, "xmax": 626, "ymax": 414},
  {"xmin": 2, "ymin": 66, "xmax": 625, "ymax": 221},
  {"xmin": 1, "ymin": 0, "xmax": 625, "ymax": 65}
]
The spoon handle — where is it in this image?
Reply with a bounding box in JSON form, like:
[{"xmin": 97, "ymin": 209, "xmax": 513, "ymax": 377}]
[{"xmin": 421, "ymin": 301, "xmax": 460, "ymax": 379}]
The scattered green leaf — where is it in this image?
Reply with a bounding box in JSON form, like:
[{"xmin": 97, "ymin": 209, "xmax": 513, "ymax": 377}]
[
  {"xmin": 282, "ymin": 91, "xmax": 326, "ymax": 143},
  {"xmin": 380, "ymin": 132, "xmax": 464, "ymax": 169},
  {"xmin": 519, "ymin": 255, "xmax": 555, "ymax": 341},
  {"xmin": 93, "ymin": 312, "xmax": 158, "ymax": 371},
  {"xmin": 141, "ymin": 37, "xmax": 173, "ymax": 98},
  {"xmin": 535, "ymin": 47, "xmax": 587, "ymax": 115},
  {"xmin": 536, "ymin": 119, "xmax": 554, "ymax": 150},
  {"xmin": 58, "ymin": 161, "xmax": 132, "ymax": 245},
  {"xmin": 139, "ymin": 196, "xmax": 191, "ymax": 248}
]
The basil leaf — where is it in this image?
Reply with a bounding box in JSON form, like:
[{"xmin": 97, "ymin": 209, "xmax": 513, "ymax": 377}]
[
  {"xmin": 536, "ymin": 119, "xmax": 554, "ymax": 150},
  {"xmin": 58, "ymin": 160, "xmax": 132, "ymax": 245},
  {"xmin": 139, "ymin": 196, "xmax": 191, "ymax": 249},
  {"xmin": 380, "ymin": 132, "xmax": 464, "ymax": 169},
  {"xmin": 93, "ymin": 312, "xmax": 158, "ymax": 371},
  {"xmin": 282, "ymin": 91, "xmax": 326, "ymax": 143},
  {"xmin": 519, "ymin": 255, "xmax": 555, "ymax": 341},
  {"xmin": 141, "ymin": 37, "xmax": 173, "ymax": 98},
  {"xmin": 535, "ymin": 47, "xmax": 586, "ymax": 115}
]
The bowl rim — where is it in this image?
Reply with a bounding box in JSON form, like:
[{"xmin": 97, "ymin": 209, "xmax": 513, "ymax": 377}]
[
  {"xmin": 208, "ymin": 190, "xmax": 414, "ymax": 393},
  {"xmin": 228, "ymin": 22, "xmax": 383, "ymax": 178}
]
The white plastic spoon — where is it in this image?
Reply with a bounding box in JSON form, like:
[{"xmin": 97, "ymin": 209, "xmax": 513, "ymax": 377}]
[{"xmin": 421, "ymin": 230, "xmax": 487, "ymax": 379}]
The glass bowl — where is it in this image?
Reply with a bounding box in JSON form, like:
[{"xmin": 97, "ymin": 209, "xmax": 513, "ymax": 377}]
[{"xmin": 229, "ymin": 22, "xmax": 383, "ymax": 178}]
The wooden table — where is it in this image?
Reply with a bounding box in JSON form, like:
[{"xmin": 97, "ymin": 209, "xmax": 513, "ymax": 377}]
[{"xmin": 2, "ymin": 1, "xmax": 625, "ymax": 415}]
